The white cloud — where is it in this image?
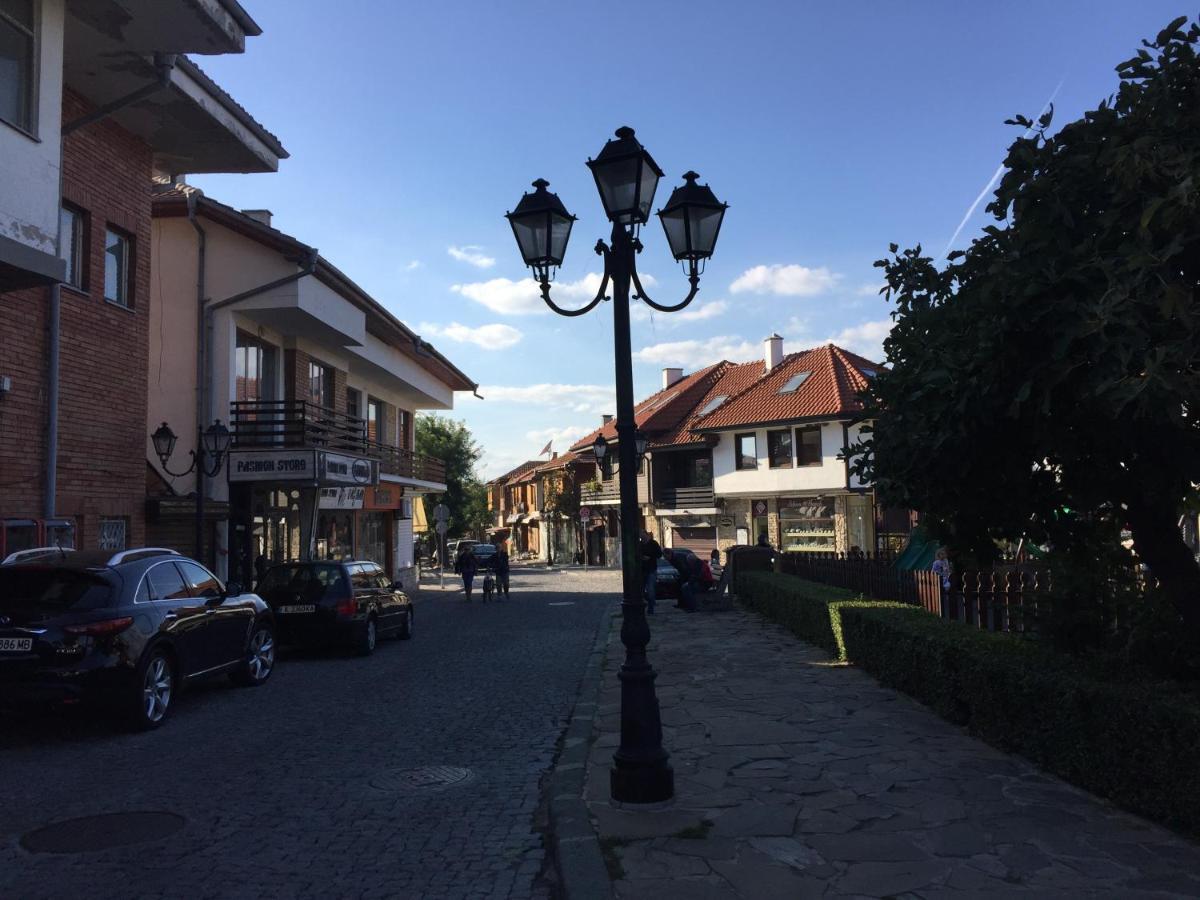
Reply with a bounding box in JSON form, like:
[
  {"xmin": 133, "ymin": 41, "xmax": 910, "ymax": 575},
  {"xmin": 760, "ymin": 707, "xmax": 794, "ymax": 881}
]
[
  {"xmin": 856, "ymin": 282, "xmax": 886, "ymax": 296},
  {"xmin": 417, "ymin": 321, "xmax": 523, "ymax": 351},
  {"xmin": 447, "ymin": 245, "xmax": 496, "ymax": 269},
  {"xmin": 451, "ymin": 271, "xmax": 609, "ymax": 316},
  {"xmin": 406, "ymin": 260, "xmax": 422, "ymax": 271},
  {"xmin": 525, "ymin": 424, "xmax": 591, "ymax": 449},
  {"xmin": 633, "ymin": 336, "xmax": 761, "ymax": 368},
  {"xmin": 824, "ymin": 318, "xmax": 892, "ymax": 360},
  {"xmin": 730, "ymin": 264, "xmax": 840, "ymax": 297},
  {"xmin": 781, "ymin": 316, "xmax": 809, "ymax": 341},
  {"xmin": 462, "ymin": 382, "xmax": 615, "ymax": 415},
  {"xmin": 631, "ymin": 298, "xmax": 729, "ymax": 326}
]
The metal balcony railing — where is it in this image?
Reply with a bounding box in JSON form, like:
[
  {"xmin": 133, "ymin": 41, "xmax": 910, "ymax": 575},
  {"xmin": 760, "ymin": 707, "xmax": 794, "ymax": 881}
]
[{"xmin": 229, "ymin": 400, "xmax": 446, "ymax": 485}]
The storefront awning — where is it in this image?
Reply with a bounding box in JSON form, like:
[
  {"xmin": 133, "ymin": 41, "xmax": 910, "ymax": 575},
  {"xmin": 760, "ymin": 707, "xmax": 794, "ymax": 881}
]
[
  {"xmin": 413, "ymin": 495, "xmax": 429, "ymax": 533},
  {"xmin": 506, "ymin": 513, "xmax": 526, "ymax": 525}
]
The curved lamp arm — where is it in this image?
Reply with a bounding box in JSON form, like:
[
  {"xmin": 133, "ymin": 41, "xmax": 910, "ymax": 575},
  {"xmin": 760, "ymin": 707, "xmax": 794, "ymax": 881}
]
[
  {"xmin": 631, "ymin": 265, "xmax": 700, "ymax": 313},
  {"xmin": 159, "ymin": 450, "xmax": 198, "ymax": 479},
  {"xmin": 538, "ymin": 241, "xmax": 611, "ymax": 317}
]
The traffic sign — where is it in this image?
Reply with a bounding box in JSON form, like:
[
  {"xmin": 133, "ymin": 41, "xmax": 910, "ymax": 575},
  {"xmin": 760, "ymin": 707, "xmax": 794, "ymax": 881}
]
[
  {"xmin": 435, "ymin": 521, "xmax": 448, "ymax": 535},
  {"xmin": 433, "ymin": 503, "xmax": 449, "ymax": 522},
  {"xmin": 579, "ymin": 506, "xmax": 591, "ymax": 521}
]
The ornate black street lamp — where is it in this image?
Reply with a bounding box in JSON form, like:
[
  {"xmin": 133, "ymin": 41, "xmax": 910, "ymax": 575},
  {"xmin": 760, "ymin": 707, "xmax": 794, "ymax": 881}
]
[
  {"xmin": 151, "ymin": 419, "xmax": 232, "ymax": 560},
  {"xmin": 506, "ymin": 126, "xmax": 727, "ymax": 804}
]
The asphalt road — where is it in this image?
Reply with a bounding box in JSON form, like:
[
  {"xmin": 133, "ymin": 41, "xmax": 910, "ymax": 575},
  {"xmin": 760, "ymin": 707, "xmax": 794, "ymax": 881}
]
[{"xmin": 0, "ymin": 565, "xmax": 618, "ymax": 900}]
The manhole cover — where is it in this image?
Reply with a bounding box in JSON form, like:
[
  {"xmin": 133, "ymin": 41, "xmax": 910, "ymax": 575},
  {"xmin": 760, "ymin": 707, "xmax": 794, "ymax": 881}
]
[
  {"xmin": 21, "ymin": 811, "xmax": 185, "ymax": 854},
  {"xmin": 370, "ymin": 766, "xmax": 476, "ymax": 793}
]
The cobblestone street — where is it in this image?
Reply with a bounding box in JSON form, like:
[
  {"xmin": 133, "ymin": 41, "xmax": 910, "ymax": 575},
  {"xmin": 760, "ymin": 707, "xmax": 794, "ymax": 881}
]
[{"xmin": 0, "ymin": 566, "xmax": 617, "ymax": 900}]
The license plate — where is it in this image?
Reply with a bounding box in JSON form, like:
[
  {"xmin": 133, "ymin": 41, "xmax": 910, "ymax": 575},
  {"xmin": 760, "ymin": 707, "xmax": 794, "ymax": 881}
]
[
  {"xmin": 277, "ymin": 605, "xmax": 315, "ymax": 614},
  {"xmin": 0, "ymin": 637, "xmax": 33, "ymax": 652}
]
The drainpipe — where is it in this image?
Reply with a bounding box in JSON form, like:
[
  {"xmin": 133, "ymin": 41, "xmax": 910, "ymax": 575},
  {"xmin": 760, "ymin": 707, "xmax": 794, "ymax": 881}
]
[
  {"xmin": 46, "ymin": 52, "xmax": 178, "ymax": 523},
  {"xmin": 187, "ymin": 193, "xmax": 207, "ymax": 561}
]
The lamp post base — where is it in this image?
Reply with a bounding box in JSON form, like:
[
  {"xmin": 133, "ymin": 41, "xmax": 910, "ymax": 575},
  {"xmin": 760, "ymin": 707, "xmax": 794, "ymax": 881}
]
[{"xmin": 611, "ymin": 758, "xmax": 675, "ymax": 805}]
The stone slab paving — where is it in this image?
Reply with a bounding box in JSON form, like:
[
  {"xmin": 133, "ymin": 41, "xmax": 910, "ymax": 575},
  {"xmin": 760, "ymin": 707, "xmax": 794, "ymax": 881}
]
[{"xmin": 583, "ymin": 604, "xmax": 1200, "ymax": 898}]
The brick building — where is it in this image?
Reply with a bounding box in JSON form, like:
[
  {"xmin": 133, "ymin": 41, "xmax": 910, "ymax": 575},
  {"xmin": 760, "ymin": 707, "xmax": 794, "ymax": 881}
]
[{"xmin": 0, "ymin": 1, "xmax": 284, "ymax": 558}]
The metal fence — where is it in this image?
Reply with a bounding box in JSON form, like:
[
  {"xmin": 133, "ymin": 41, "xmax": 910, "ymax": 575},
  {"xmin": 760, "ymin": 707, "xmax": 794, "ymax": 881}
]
[{"xmin": 774, "ymin": 551, "xmax": 1050, "ymax": 633}]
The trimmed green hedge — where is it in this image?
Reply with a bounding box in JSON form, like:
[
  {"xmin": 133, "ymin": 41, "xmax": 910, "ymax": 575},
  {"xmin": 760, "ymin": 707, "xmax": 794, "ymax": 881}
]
[
  {"xmin": 734, "ymin": 571, "xmax": 908, "ymax": 661},
  {"xmin": 839, "ymin": 605, "xmax": 1200, "ymax": 835},
  {"xmin": 736, "ymin": 571, "xmax": 1200, "ymax": 835}
]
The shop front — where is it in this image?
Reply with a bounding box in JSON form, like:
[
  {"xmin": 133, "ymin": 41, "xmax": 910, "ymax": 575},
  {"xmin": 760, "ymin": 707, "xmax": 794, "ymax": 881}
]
[{"xmin": 227, "ymin": 447, "xmax": 379, "ymax": 587}]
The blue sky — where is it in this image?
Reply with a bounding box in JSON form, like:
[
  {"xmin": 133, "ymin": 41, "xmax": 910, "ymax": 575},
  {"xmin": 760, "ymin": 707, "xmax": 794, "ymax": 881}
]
[{"xmin": 192, "ymin": 0, "xmax": 1186, "ymax": 478}]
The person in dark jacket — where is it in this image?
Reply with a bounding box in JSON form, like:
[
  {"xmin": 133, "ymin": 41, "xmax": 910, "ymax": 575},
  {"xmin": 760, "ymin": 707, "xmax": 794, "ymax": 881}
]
[
  {"xmin": 669, "ymin": 549, "xmax": 701, "ymax": 612},
  {"xmin": 491, "ymin": 540, "xmax": 511, "ymax": 599},
  {"xmin": 639, "ymin": 529, "xmax": 662, "ymax": 614},
  {"xmin": 457, "ymin": 544, "xmax": 478, "ymax": 600}
]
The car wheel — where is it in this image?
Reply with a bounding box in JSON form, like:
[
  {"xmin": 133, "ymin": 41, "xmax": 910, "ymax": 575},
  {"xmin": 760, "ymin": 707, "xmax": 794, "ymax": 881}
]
[
  {"xmin": 398, "ymin": 607, "xmax": 414, "ymax": 640},
  {"xmin": 355, "ymin": 616, "xmax": 377, "ymax": 656},
  {"xmin": 232, "ymin": 621, "xmax": 275, "ymax": 687},
  {"xmin": 129, "ymin": 650, "xmax": 174, "ymax": 731}
]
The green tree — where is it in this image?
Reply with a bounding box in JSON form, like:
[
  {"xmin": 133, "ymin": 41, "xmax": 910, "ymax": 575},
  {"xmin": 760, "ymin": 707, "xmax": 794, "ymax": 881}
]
[
  {"xmin": 850, "ymin": 17, "xmax": 1200, "ymax": 643},
  {"xmin": 416, "ymin": 414, "xmax": 489, "ymax": 538}
]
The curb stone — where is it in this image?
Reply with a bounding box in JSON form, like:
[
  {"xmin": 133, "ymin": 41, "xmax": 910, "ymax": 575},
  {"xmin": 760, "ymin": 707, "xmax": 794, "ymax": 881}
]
[{"xmin": 546, "ymin": 601, "xmax": 619, "ymax": 900}]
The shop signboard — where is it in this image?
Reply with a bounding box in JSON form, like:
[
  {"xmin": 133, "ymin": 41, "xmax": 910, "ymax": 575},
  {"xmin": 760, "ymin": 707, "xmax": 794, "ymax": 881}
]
[
  {"xmin": 718, "ymin": 516, "xmax": 734, "ymax": 528},
  {"xmin": 320, "ymin": 451, "xmax": 378, "ymax": 487},
  {"xmin": 752, "ymin": 499, "xmax": 769, "ymax": 518},
  {"xmin": 363, "ymin": 485, "xmax": 404, "ymax": 510},
  {"xmin": 228, "ymin": 449, "xmax": 317, "ymax": 483},
  {"xmin": 319, "ymin": 487, "xmax": 365, "ymax": 510}
]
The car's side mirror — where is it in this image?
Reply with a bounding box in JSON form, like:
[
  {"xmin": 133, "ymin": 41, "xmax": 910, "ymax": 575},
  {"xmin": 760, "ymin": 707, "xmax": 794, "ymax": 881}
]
[
  {"xmin": 391, "ymin": 581, "xmax": 403, "ymax": 592},
  {"xmin": 224, "ymin": 581, "xmax": 243, "ymax": 597}
]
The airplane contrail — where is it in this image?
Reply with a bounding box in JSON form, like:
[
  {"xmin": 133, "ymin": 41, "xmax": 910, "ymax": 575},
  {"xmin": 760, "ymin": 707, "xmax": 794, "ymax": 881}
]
[{"xmin": 943, "ymin": 79, "xmax": 1065, "ymax": 258}]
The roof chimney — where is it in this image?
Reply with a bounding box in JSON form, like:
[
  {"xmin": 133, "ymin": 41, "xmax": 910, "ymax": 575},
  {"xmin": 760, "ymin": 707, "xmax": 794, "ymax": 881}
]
[
  {"xmin": 602, "ymin": 414, "xmax": 613, "ymax": 425},
  {"xmin": 662, "ymin": 367, "xmax": 684, "ymax": 389},
  {"xmin": 241, "ymin": 209, "xmax": 273, "ymax": 227},
  {"xmin": 764, "ymin": 333, "xmax": 783, "ymax": 372}
]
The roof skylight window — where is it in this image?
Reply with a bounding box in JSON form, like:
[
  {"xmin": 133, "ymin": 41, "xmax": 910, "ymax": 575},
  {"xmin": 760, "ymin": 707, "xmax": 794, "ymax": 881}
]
[
  {"xmin": 698, "ymin": 394, "xmax": 728, "ymax": 416},
  {"xmin": 778, "ymin": 371, "xmax": 811, "ymax": 394}
]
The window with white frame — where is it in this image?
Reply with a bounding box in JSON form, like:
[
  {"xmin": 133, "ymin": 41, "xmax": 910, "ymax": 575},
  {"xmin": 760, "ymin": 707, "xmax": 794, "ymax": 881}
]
[
  {"xmin": 0, "ymin": 0, "xmax": 37, "ymax": 134},
  {"xmin": 104, "ymin": 226, "xmax": 132, "ymax": 306},
  {"xmin": 98, "ymin": 518, "xmax": 127, "ymax": 551}
]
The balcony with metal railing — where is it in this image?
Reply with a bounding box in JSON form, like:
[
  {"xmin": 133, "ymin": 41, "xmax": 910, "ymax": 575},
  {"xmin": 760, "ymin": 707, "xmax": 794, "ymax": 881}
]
[{"xmin": 229, "ymin": 400, "xmax": 446, "ymax": 485}]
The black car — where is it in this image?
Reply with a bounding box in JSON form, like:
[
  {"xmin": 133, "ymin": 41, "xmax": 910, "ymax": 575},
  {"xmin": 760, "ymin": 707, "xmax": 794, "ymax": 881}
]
[
  {"xmin": 0, "ymin": 548, "xmax": 275, "ymax": 730},
  {"xmin": 255, "ymin": 560, "xmax": 413, "ymax": 656},
  {"xmin": 654, "ymin": 558, "xmax": 681, "ymax": 599}
]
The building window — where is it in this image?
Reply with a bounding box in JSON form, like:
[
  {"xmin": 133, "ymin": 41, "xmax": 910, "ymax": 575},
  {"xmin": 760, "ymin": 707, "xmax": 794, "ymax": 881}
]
[
  {"xmin": 44, "ymin": 517, "xmax": 75, "ymax": 549},
  {"xmin": 98, "ymin": 518, "xmax": 127, "ymax": 552},
  {"xmin": 796, "ymin": 426, "xmax": 822, "ymax": 466},
  {"xmin": 103, "ymin": 226, "xmax": 132, "ymax": 306},
  {"xmin": 734, "ymin": 433, "xmax": 757, "ymax": 470},
  {"xmin": 767, "ymin": 429, "xmax": 793, "ymax": 468},
  {"xmin": 60, "ymin": 205, "xmax": 85, "ymax": 290},
  {"xmin": 367, "ymin": 397, "xmax": 383, "ymax": 443},
  {"xmin": 0, "ymin": 0, "xmax": 36, "ymax": 134},
  {"xmin": 235, "ymin": 332, "xmax": 276, "ymax": 402},
  {"xmin": 345, "ymin": 387, "xmax": 361, "ymax": 419},
  {"xmin": 307, "ymin": 361, "xmax": 331, "ymax": 408}
]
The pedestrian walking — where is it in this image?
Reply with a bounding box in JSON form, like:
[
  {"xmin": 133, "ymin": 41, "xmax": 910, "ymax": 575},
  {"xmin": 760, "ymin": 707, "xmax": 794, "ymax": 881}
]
[
  {"xmin": 932, "ymin": 547, "xmax": 953, "ymax": 616},
  {"xmin": 756, "ymin": 531, "xmax": 772, "ymax": 549},
  {"xmin": 639, "ymin": 529, "xmax": 662, "ymax": 615},
  {"xmin": 492, "ymin": 539, "xmax": 511, "ymax": 599},
  {"xmin": 457, "ymin": 543, "xmax": 478, "ymax": 601}
]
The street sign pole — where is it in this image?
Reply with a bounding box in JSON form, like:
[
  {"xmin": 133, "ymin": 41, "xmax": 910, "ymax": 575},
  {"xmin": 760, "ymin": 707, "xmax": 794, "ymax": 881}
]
[{"xmin": 433, "ymin": 502, "xmax": 450, "ymax": 589}]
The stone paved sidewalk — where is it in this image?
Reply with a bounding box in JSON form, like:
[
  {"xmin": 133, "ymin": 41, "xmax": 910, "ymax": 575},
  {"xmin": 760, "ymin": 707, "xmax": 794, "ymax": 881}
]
[{"xmin": 581, "ymin": 604, "xmax": 1200, "ymax": 898}]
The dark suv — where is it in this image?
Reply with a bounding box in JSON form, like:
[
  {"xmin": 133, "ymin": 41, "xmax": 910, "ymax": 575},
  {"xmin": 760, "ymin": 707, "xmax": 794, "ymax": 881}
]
[
  {"xmin": 0, "ymin": 548, "xmax": 275, "ymax": 730},
  {"xmin": 255, "ymin": 560, "xmax": 413, "ymax": 656}
]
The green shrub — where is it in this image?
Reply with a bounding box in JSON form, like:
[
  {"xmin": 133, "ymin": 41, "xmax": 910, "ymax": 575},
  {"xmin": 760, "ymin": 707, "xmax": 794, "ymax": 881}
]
[
  {"xmin": 734, "ymin": 571, "xmax": 909, "ymax": 661},
  {"xmin": 839, "ymin": 605, "xmax": 1200, "ymax": 836}
]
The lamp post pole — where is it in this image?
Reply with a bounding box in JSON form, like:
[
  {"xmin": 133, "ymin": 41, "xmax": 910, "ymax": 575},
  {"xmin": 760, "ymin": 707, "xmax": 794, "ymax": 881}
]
[
  {"xmin": 152, "ymin": 420, "xmax": 231, "ymax": 566},
  {"xmin": 504, "ymin": 126, "xmax": 727, "ymax": 804}
]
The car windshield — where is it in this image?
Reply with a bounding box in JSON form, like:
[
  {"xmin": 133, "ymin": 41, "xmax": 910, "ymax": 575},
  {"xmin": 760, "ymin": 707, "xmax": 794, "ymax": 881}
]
[
  {"xmin": 257, "ymin": 564, "xmax": 347, "ymax": 598},
  {"xmin": 474, "ymin": 545, "xmax": 497, "ymax": 556},
  {"xmin": 0, "ymin": 568, "xmax": 113, "ymax": 612}
]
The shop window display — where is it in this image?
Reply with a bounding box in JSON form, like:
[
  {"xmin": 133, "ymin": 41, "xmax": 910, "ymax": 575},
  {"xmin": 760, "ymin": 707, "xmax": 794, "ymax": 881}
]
[{"xmin": 779, "ymin": 498, "xmax": 836, "ymax": 553}]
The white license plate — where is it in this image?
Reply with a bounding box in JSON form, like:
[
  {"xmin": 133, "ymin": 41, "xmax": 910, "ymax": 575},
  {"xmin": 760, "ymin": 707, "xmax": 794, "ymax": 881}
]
[
  {"xmin": 0, "ymin": 637, "xmax": 33, "ymax": 652},
  {"xmin": 277, "ymin": 605, "xmax": 315, "ymax": 614}
]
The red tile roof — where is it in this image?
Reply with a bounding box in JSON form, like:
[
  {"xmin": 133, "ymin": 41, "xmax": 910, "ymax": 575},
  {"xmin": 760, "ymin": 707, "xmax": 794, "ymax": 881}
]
[
  {"xmin": 489, "ymin": 460, "xmax": 543, "ymax": 486},
  {"xmin": 651, "ymin": 359, "xmax": 764, "ymax": 449},
  {"xmin": 692, "ymin": 344, "xmax": 882, "ymax": 431},
  {"xmin": 569, "ymin": 363, "xmax": 727, "ymax": 452}
]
